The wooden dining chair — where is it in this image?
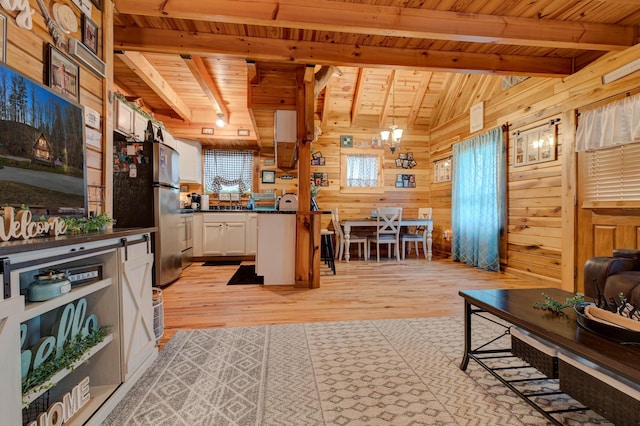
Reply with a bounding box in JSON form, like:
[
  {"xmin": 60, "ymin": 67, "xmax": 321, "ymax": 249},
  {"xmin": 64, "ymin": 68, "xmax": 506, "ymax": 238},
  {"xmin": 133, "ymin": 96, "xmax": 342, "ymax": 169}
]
[
  {"xmin": 331, "ymin": 208, "xmax": 368, "ymax": 261},
  {"xmin": 400, "ymin": 207, "xmax": 432, "ymax": 259},
  {"xmin": 367, "ymin": 207, "xmax": 403, "ymax": 262}
]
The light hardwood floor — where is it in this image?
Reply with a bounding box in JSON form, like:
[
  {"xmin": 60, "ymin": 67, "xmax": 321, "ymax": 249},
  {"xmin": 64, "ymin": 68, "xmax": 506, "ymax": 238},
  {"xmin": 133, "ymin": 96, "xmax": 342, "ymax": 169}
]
[{"xmin": 158, "ymin": 257, "xmax": 543, "ymax": 347}]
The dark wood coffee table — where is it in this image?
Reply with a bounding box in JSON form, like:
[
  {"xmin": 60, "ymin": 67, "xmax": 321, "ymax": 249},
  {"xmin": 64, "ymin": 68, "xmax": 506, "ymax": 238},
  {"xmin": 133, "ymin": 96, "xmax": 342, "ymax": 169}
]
[{"xmin": 459, "ymin": 288, "xmax": 640, "ymax": 424}]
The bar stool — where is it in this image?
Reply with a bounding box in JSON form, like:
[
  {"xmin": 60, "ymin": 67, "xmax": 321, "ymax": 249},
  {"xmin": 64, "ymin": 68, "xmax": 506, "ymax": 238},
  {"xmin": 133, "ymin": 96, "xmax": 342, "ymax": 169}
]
[{"xmin": 320, "ymin": 229, "xmax": 336, "ymax": 274}]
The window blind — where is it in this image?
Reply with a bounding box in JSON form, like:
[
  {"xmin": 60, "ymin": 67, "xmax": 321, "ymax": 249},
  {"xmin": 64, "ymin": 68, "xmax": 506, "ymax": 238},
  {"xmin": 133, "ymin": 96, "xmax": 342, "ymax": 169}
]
[
  {"xmin": 203, "ymin": 150, "xmax": 253, "ymax": 193},
  {"xmin": 583, "ymin": 143, "xmax": 640, "ymax": 203}
]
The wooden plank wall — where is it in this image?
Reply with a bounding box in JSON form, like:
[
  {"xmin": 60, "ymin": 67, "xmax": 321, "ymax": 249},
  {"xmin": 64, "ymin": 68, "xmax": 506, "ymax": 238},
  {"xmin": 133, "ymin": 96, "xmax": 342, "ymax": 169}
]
[
  {"xmin": 429, "ymin": 44, "xmax": 640, "ymax": 291},
  {"xmin": 2, "ymin": 0, "xmax": 106, "ymax": 215}
]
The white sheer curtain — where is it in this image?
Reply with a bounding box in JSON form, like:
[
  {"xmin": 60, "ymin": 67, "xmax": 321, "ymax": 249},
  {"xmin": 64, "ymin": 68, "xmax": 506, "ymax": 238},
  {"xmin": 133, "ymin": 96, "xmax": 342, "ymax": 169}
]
[
  {"xmin": 346, "ymin": 154, "xmax": 378, "ymax": 187},
  {"xmin": 576, "ymin": 92, "xmax": 640, "ymax": 152}
]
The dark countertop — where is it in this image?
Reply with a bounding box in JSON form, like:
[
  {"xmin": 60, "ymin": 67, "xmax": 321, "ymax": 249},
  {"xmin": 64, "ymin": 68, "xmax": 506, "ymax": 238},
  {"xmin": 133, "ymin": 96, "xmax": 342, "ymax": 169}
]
[
  {"xmin": 0, "ymin": 227, "xmax": 157, "ymax": 256},
  {"xmin": 194, "ymin": 209, "xmax": 297, "ymax": 214},
  {"xmin": 180, "ymin": 208, "xmax": 195, "ymax": 214}
]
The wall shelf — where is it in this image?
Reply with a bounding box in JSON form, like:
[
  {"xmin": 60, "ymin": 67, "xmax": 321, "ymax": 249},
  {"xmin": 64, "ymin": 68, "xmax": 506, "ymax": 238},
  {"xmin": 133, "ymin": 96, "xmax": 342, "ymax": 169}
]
[
  {"xmin": 22, "ymin": 333, "xmax": 114, "ymax": 405},
  {"xmin": 21, "ymin": 278, "xmax": 112, "ymax": 322}
]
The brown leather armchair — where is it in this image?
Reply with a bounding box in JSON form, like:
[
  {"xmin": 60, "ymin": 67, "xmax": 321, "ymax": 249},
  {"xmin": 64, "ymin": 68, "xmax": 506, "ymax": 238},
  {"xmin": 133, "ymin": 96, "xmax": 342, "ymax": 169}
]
[{"xmin": 583, "ymin": 249, "xmax": 640, "ymax": 310}]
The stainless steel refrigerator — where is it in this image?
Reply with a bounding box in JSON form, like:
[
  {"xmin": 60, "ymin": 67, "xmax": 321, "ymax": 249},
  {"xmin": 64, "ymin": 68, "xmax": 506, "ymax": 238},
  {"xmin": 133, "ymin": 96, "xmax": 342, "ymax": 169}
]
[{"xmin": 113, "ymin": 122, "xmax": 182, "ymax": 287}]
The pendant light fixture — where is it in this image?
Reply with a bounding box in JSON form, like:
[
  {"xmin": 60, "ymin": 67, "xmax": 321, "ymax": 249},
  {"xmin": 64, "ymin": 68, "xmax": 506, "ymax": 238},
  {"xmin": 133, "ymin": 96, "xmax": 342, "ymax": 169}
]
[
  {"xmin": 380, "ymin": 74, "xmax": 403, "ymax": 153},
  {"xmin": 215, "ymin": 113, "xmax": 226, "ymax": 127}
]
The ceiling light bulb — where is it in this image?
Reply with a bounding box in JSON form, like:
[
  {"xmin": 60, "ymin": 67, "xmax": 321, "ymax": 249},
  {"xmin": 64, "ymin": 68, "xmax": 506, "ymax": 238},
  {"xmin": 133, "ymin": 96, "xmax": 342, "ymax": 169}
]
[
  {"xmin": 380, "ymin": 130, "xmax": 391, "ymax": 142},
  {"xmin": 215, "ymin": 113, "xmax": 226, "ymax": 127}
]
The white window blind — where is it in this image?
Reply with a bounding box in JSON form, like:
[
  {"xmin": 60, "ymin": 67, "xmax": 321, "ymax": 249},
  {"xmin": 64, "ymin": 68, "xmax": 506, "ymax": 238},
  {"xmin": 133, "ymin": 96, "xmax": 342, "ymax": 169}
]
[
  {"xmin": 203, "ymin": 150, "xmax": 253, "ymax": 194},
  {"xmin": 583, "ymin": 143, "xmax": 640, "ymax": 203}
]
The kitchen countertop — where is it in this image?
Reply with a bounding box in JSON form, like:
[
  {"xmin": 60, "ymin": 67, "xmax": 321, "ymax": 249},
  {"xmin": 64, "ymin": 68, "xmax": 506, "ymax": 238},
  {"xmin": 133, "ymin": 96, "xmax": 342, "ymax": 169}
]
[{"xmin": 193, "ymin": 208, "xmax": 297, "ymax": 214}]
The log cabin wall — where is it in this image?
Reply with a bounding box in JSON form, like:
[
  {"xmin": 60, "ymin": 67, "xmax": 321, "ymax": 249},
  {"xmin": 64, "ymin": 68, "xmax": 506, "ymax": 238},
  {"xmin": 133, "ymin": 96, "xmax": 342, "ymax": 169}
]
[
  {"xmin": 429, "ymin": 43, "xmax": 640, "ymax": 292},
  {"xmin": 1, "ymin": 0, "xmax": 108, "ymax": 215}
]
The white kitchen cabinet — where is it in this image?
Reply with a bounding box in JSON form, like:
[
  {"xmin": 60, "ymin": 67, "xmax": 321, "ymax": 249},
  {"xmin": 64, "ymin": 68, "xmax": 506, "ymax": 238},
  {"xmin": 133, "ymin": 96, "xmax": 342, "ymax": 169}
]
[
  {"xmin": 202, "ymin": 214, "xmax": 247, "ymax": 255},
  {"xmin": 194, "ymin": 213, "xmax": 258, "ymax": 257},
  {"xmin": 176, "ymin": 138, "xmax": 202, "ymax": 184},
  {"xmin": 246, "ymin": 213, "xmax": 258, "ymax": 255},
  {"xmin": 0, "ymin": 231, "xmax": 157, "ymax": 425},
  {"xmin": 256, "ymin": 213, "xmax": 296, "ymax": 284},
  {"xmin": 133, "ymin": 111, "xmax": 147, "ymax": 141}
]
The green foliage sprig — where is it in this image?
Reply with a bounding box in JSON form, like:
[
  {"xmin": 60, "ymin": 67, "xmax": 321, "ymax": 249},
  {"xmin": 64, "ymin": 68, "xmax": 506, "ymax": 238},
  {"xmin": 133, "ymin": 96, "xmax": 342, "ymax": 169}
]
[
  {"xmin": 64, "ymin": 213, "xmax": 115, "ymax": 234},
  {"xmin": 533, "ymin": 292, "xmax": 584, "ymax": 314},
  {"xmin": 22, "ymin": 327, "xmax": 108, "ymax": 406}
]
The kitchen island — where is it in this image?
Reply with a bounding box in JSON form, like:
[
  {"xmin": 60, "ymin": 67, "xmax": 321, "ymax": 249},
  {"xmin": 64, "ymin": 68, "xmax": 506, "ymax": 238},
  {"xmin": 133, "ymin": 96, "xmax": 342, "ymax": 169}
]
[{"xmin": 255, "ymin": 212, "xmax": 297, "ymax": 285}]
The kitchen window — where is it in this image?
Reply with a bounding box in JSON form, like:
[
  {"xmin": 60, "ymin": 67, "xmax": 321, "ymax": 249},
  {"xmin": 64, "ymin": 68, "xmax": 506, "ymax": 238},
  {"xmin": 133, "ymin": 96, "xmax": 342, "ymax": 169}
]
[
  {"xmin": 203, "ymin": 150, "xmax": 253, "ymax": 194},
  {"xmin": 340, "ymin": 149, "xmax": 384, "ymax": 193}
]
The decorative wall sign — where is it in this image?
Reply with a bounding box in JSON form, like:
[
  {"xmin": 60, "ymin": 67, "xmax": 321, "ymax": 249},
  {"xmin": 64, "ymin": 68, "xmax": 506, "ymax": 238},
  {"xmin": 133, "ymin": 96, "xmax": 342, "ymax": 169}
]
[
  {"xmin": 396, "ymin": 174, "xmax": 416, "ymax": 188},
  {"xmin": 470, "ymin": 102, "xmax": 484, "ymax": 133},
  {"xmin": 0, "ymin": 207, "xmax": 67, "ymax": 241},
  {"xmin": 68, "ymin": 38, "xmax": 105, "ymax": 78},
  {"xmin": 201, "ymin": 127, "xmax": 214, "ymax": 135},
  {"xmin": 261, "ymin": 170, "xmax": 276, "ymax": 183},
  {"xmin": 48, "ymin": 45, "xmax": 79, "ymax": 102},
  {"xmin": 25, "ymin": 376, "xmax": 90, "ymax": 425},
  {"xmin": 84, "ymin": 105, "xmax": 100, "ymax": 129},
  {"xmin": 237, "ymin": 128, "xmax": 250, "ymax": 136},
  {"xmin": 85, "ymin": 127, "xmax": 101, "ymax": 148},
  {"xmin": 52, "ymin": 3, "xmax": 77, "ymax": 33},
  {"xmin": 70, "ymin": 0, "xmax": 92, "ymax": 15},
  {"xmin": 514, "ymin": 123, "xmax": 557, "ymax": 167},
  {"xmin": 433, "ymin": 157, "xmax": 452, "ymax": 183},
  {"xmin": 340, "ymin": 135, "xmax": 353, "ymax": 147},
  {"xmin": 0, "ymin": 0, "xmax": 34, "ymax": 30}
]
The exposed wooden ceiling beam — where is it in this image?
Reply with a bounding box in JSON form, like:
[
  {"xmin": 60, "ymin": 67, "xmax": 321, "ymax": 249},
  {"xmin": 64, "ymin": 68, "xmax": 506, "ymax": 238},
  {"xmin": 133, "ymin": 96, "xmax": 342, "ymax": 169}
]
[
  {"xmin": 113, "ymin": 0, "xmax": 634, "ymax": 51},
  {"xmin": 350, "ymin": 69, "xmax": 365, "ymax": 126},
  {"xmin": 408, "ymin": 72, "xmax": 432, "ymax": 128},
  {"xmin": 114, "ymin": 28, "xmax": 572, "ymax": 77},
  {"xmin": 117, "ymin": 51, "xmax": 193, "ymax": 122},
  {"xmin": 379, "ymin": 71, "xmax": 395, "ymax": 128},
  {"xmin": 182, "ymin": 55, "xmax": 230, "ymax": 120}
]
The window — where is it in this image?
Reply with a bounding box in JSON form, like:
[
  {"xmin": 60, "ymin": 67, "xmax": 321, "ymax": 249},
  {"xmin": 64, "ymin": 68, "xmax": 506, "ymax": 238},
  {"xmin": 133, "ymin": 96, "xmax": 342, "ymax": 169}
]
[
  {"xmin": 203, "ymin": 150, "xmax": 253, "ymax": 194},
  {"xmin": 583, "ymin": 143, "xmax": 640, "ymax": 206},
  {"xmin": 340, "ymin": 149, "xmax": 384, "ymax": 193}
]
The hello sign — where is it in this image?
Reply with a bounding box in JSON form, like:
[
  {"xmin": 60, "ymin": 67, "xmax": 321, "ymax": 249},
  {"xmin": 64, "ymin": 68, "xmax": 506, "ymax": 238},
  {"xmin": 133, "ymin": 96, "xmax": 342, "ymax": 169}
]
[{"xmin": 0, "ymin": 0, "xmax": 34, "ymax": 29}]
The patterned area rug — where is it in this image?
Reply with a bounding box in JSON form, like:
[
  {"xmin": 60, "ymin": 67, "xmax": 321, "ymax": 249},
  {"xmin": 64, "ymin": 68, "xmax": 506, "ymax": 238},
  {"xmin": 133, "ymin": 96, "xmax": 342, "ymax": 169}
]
[{"xmin": 103, "ymin": 317, "xmax": 613, "ymax": 425}]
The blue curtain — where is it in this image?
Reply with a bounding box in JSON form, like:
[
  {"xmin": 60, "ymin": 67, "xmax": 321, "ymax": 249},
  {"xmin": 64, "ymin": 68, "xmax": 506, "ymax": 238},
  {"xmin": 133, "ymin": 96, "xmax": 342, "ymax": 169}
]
[{"xmin": 452, "ymin": 127, "xmax": 506, "ymax": 271}]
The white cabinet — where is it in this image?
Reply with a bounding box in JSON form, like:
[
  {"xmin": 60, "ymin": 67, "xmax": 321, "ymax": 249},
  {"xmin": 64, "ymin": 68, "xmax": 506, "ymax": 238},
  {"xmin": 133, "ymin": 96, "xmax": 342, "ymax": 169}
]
[
  {"xmin": 119, "ymin": 238, "xmax": 155, "ymax": 380},
  {"xmin": 133, "ymin": 111, "xmax": 147, "ymax": 141},
  {"xmin": 256, "ymin": 214, "xmax": 296, "ymax": 284},
  {"xmin": 246, "ymin": 213, "xmax": 258, "ymax": 255},
  {"xmin": 202, "ymin": 214, "xmax": 247, "ymax": 256},
  {"xmin": 194, "ymin": 213, "xmax": 257, "ymax": 257},
  {"xmin": 176, "ymin": 138, "xmax": 202, "ymax": 184},
  {"xmin": 0, "ymin": 231, "xmax": 157, "ymax": 425}
]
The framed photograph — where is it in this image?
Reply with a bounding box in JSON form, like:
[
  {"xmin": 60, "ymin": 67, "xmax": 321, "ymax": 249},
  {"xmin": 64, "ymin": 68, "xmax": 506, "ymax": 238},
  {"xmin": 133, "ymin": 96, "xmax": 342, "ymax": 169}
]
[
  {"xmin": 514, "ymin": 124, "xmax": 557, "ymax": 167},
  {"xmin": 48, "ymin": 45, "xmax": 80, "ymax": 102},
  {"xmin": 82, "ymin": 14, "xmax": 99, "ymax": 54},
  {"xmin": 0, "ymin": 13, "xmax": 6, "ymax": 63},
  {"xmin": 407, "ymin": 152, "xmax": 414, "ymax": 161},
  {"xmin": 395, "ymin": 158, "xmax": 402, "ymax": 168},
  {"xmin": 262, "ymin": 170, "xmax": 276, "ymax": 184},
  {"xmin": 340, "ymin": 135, "xmax": 353, "ymax": 147},
  {"xmin": 312, "ymin": 151, "xmax": 322, "ymax": 159},
  {"xmin": 398, "ymin": 153, "xmax": 407, "ymax": 160},
  {"xmin": 434, "ymin": 157, "xmax": 452, "ymax": 183},
  {"xmin": 319, "ymin": 157, "xmax": 325, "ymax": 166},
  {"xmin": 395, "ymin": 181, "xmax": 403, "ymax": 188},
  {"xmin": 371, "ymin": 136, "xmax": 381, "ymax": 149}
]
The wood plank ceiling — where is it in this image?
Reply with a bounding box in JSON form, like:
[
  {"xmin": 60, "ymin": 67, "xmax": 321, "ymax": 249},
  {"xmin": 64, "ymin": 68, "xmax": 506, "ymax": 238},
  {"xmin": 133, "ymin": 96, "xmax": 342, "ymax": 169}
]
[{"xmin": 112, "ymin": 0, "xmax": 640, "ymax": 151}]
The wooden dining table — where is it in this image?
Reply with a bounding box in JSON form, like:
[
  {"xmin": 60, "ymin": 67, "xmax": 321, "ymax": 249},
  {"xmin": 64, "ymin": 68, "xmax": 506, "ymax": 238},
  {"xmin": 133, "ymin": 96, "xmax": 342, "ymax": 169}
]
[{"xmin": 340, "ymin": 218, "xmax": 434, "ymax": 261}]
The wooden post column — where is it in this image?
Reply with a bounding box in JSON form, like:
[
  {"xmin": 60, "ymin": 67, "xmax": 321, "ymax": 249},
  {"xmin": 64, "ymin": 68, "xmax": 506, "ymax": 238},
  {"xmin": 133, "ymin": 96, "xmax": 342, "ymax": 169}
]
[{"xmin": 295, "ymin": 65, "xmax": 321, "ymax": 288}]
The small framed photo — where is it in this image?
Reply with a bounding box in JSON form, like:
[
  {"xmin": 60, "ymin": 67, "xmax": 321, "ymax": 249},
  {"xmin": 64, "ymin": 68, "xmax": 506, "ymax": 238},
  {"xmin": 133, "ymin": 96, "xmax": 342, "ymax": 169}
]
[
  {"xmin": 398, "ymin": 153, "xmax": 407, "ymax": 160},
  {"xmin": 319, "ymin": 157, "xmax": 325, "ymax": 165},
  {"xmin": 407, "ymin": 152, "xmax": 414, "ymax": 161},
  {"xmin": 82, "ymin": 15, "xmax": 98, "ymax": 54},
  {"xmin": 395, "ymin": 158, "xmax": 402, "ymax": 168},
  {"xmin": 312, "ymin": 151, "xmax": 322, "ymax": 159},
  {"xmin": 340, "ymin": 135, "xmax": 353, "ymax": 147},
  {"xmin": 395, "ymin": 181, "xmax": 403, "ymax": 188},
  {"xmin": 261, "ymin": 170, "xmax": 276, "ymax": 184},
  {"xmin": 48, "ymin": 45, "xmax": 80, "ymax": 102},
  {"xmin": 0, "ymin": 12, "xmax": 6, "ymax": 63}
]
